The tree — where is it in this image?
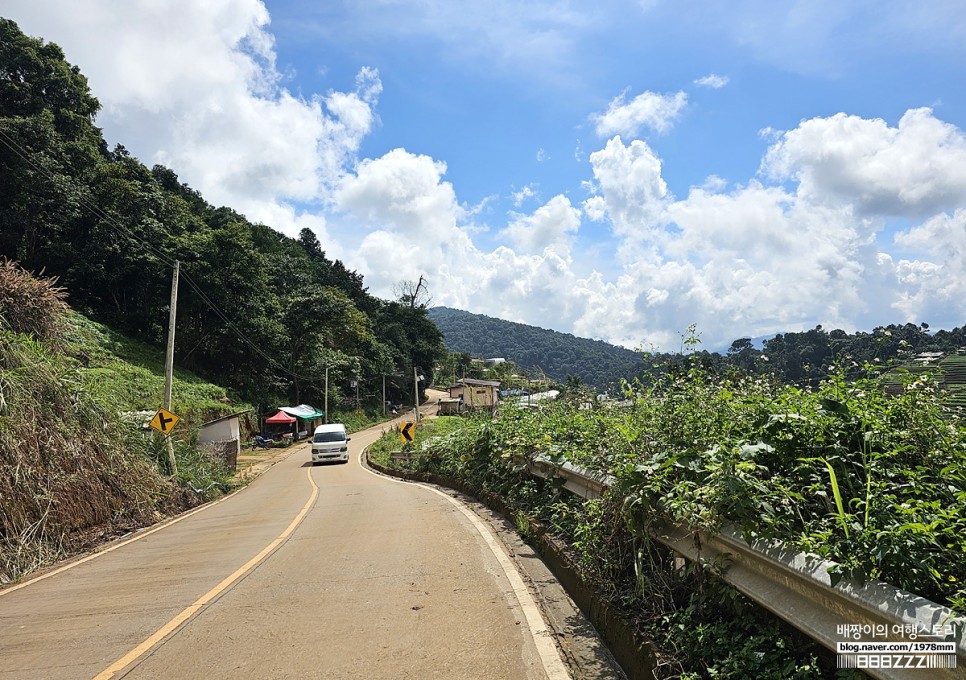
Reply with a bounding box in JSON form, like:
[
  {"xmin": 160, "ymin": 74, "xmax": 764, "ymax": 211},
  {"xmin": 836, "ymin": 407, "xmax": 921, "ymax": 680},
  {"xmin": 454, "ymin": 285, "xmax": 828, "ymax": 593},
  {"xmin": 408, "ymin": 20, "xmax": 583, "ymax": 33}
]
[
  {"xmin": 728, "ymin": 338, "xmax": 753, "ymax": 354},
  {"xmin": 297, "ymin": 227, "xmax": 324, "ymax": 261},
  {"xmin": 373, "ymin": 301, "xmax": 446, "ymax": 402},
  {"xmin": 0, "ymin": 19, "xmax": 102, "ymax": 140},
  {"xmin": 394, "ymin": 275, "xmax": 432, "ymax": 309},
  {"xmin": 0, "ymin": 20, "xmax": 106, "ymax": 274},
  {"xmin": 281, "ymin": 284, "xmax": 373, "ymax": 403},
  {"xmin": 727, "ymin": 337, "xmax": 761, "ymax": 374}
]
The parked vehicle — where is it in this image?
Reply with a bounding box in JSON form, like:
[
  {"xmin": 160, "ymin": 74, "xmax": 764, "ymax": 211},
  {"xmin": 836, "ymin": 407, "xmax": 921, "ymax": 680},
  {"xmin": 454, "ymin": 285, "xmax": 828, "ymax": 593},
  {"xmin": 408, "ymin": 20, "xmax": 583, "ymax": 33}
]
[
  {"xmin": 310, "ymin": 424, "xmax": 350, "ymax": 464},
  {"xmin": 252, "ymin": 434, "xmax": 274, "ymax": 450}
]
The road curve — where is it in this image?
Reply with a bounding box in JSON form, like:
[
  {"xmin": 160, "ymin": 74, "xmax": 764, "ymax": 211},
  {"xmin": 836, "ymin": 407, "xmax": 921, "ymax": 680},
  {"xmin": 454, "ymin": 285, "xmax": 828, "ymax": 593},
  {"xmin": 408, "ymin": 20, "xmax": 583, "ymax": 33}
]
[{"xmin": 0, "ymin": 420, "xmax": 575, "ymax": 679}]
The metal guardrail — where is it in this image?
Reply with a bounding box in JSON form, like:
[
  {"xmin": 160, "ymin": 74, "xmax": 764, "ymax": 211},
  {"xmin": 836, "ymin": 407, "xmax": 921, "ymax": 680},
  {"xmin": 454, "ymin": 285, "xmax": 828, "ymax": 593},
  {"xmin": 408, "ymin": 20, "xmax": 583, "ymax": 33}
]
[
  {"xmin": 389, "ymin": 451, "xmax": 415, "ymax": 465},
  {"xmin": 525, "ymin": 457, "xmax": 966, "ymax": 680}
]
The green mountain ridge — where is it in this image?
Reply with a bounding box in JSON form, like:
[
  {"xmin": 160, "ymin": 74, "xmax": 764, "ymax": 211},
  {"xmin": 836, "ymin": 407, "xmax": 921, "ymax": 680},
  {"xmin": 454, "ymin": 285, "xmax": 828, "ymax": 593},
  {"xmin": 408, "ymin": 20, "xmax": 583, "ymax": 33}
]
[
  {"xmin": 427, "ymin": 306, "xmax": 644, "ymax": 389},
  {"xmin": 429, "ymin": 307, "xmax": 966, "ymax": 401}
]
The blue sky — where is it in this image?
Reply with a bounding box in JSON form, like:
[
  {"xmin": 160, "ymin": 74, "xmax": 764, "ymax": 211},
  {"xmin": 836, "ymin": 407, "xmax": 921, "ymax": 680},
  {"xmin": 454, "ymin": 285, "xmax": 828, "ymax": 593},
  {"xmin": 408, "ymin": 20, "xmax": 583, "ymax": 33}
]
[{"xmin": 5, "ymin": 1, "xmax": 966, "ymax": 351}]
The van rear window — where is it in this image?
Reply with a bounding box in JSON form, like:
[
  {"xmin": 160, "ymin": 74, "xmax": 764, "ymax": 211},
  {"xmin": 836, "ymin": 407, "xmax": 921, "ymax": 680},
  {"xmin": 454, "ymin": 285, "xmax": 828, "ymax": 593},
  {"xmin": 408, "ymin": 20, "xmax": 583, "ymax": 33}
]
[{"xmin": 313, "ymin": 432, "xmax": 345, "ymax": 443}]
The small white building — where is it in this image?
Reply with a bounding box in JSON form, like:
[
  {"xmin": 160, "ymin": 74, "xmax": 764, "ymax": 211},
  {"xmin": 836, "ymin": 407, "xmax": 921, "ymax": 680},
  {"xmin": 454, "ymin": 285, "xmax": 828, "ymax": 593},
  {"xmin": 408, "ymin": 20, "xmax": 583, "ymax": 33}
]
[{"xmin": 199, "ymin": 409, "xmax": 253, "ymax": 470}]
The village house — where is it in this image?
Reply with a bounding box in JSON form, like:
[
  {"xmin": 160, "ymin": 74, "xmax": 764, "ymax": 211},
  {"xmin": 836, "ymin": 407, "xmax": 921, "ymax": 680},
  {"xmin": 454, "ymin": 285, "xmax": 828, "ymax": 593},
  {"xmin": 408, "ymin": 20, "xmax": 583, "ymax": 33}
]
[{"xmin": 445, "ymin": 378, "xmax": 501, "ymax": 414}]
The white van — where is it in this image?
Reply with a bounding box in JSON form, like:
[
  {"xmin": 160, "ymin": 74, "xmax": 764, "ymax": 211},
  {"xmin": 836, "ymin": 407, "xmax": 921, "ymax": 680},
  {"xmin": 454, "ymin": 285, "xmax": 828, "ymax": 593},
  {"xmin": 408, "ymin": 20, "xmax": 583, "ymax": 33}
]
[{"xmin": 310, "ymin": 423, "xmax": 351, "ymax": 464}]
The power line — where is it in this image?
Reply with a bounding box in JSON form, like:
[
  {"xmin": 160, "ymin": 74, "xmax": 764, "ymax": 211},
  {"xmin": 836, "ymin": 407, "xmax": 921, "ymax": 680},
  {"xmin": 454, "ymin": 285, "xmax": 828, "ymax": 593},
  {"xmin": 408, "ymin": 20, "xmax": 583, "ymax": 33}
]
[
  {"xmin": 0, "ymin": 125, "xmax": 328, "ymax": 383},
  {"xmin": 0, "ymin": 126, "xmax": 178, "ymax": 267}
]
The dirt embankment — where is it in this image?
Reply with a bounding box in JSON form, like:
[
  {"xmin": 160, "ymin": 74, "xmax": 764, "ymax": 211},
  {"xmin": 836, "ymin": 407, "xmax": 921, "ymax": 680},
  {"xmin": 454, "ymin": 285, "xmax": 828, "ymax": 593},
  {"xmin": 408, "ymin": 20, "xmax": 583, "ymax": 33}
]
[{"xmin": 0, "ymin": 261, "xmax": 196, "ymax": 584}]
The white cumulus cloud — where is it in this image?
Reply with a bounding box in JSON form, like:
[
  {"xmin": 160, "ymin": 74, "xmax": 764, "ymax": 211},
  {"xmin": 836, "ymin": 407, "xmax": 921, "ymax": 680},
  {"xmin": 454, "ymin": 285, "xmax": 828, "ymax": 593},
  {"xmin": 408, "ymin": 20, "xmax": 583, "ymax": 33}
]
[
  {"xmin": 570, "ymin": 108, "xmax": 966, "ymax": 349},
  {"xmin": 585, "ymin": 136, "xmax": 669, "ymax": 239},
  {"xmin": 335, "ymin": 150, "xmax": 460, "ymax": 235},
  {"xmin": 762, "ymin": 108, "xmax": 966, "ymax": 217},
  {"xmin": 511, "ymin": 184, "xmax": 538, "ymax": 207},
  {"xmin": 891, "ymin": 209, "xmax": 966, "ymax": 324},
  {"xmin": 693, "ymin": 73, "xmax": 729, "ymax": 88},
  {"xmin": 500, "ymin": 196, "xmax": 581, "ymax": 257},
  {"xmin": 592, "ymin": 90, "xmax": 688, "ymax": 138}
]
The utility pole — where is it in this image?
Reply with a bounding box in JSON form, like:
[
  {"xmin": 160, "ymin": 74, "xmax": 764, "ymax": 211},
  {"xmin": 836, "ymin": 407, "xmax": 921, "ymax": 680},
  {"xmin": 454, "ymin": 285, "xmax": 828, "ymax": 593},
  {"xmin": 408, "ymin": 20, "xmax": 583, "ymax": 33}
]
[
  {"xmin": 382, "ymin": 375, "xmax": 386, "ymax": 416},
  {"xmin": 324, "ymin": 366, "xmax": 329, "ymax": 424},
  {"xmin": 413, "ymin": 366, "xmax": 419, "ymax": 425},
  {"xmin": 163, "ymin": 260, "xmax": 180, "ymax": 476}
]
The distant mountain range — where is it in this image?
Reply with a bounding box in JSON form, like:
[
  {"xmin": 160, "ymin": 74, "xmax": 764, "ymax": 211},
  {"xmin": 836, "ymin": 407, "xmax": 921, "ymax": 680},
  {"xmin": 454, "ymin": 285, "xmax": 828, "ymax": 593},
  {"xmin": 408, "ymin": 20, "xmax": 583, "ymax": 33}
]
[
  {"xmin": 427, "ymin": 307, "xmax": 645, "ymax": 389},
  {"xmin": 429, "ymin": 307, "xmax": 966, "ymax": 395}
]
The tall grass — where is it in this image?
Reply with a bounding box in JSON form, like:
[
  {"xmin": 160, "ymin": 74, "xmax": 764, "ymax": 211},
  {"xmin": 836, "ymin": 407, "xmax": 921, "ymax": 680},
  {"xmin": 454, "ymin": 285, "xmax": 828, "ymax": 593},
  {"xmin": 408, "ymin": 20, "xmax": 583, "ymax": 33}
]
[
  {"xmin": 0, "ymin": 263, "xmax": 242, "ymax": 583},
  {"xmin": 0, "ymin": 328, "xmax": 176, "ymax": 582}
]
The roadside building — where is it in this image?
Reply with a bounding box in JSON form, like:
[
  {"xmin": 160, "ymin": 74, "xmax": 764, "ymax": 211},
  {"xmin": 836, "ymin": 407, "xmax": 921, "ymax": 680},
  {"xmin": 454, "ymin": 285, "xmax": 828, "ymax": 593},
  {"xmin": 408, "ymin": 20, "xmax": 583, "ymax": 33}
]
[
  {"xmin": 198, "ymin": 409, "xmax": 253, "ymax": 471},
  {"xmin": 437, "ymin": 396, "xmax": 463, "ymax": 415},
  {"xmin": 449, "ymin": 378, "xmax": 501, "ymax": 413}
]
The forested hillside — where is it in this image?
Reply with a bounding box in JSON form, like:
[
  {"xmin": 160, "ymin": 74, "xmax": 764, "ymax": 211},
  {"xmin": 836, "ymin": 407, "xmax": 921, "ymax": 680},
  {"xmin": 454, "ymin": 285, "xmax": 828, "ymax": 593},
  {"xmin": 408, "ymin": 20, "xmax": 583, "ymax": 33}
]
[
  {"xmin": 0, "ymin": 18, "xmax": 444, "ymax": 412},
  {"xmin": 431, "ymin": 306, "xmax": 966, "ymax": 395},
  {"xmin": 428, "ymin": 306, "xmax": 645, "ymax": 388}
]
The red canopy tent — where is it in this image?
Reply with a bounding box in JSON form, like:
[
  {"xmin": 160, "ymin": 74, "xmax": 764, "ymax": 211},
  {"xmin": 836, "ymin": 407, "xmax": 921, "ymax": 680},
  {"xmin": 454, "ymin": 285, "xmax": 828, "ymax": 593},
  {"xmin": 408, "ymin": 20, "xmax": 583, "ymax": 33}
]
[{"xmin": 263, "ymin": 410, "xmax": 298, "ymax": 443}]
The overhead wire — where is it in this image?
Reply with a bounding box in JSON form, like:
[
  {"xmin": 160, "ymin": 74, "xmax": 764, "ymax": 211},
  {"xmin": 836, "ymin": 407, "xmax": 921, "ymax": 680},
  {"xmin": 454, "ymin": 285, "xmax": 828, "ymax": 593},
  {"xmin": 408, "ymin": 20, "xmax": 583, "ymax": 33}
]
[
  {"xmin": 0, "ymin": 126, "xmax": 177, "ymax": 267},
  {"xmin": 0, "ymin": 124, "xmax": 327, "ymax": 383},
  {"xmin": 177, "ymin": 271, "xmax": 326, "ymax": 382}
]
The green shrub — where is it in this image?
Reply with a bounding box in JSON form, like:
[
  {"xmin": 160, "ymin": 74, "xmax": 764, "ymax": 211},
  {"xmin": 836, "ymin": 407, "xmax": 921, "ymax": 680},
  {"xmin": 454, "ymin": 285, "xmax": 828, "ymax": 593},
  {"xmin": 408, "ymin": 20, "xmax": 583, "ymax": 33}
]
[{"xmin": 373, "ymin": 355, "xmax": 966, "ymax": 676}]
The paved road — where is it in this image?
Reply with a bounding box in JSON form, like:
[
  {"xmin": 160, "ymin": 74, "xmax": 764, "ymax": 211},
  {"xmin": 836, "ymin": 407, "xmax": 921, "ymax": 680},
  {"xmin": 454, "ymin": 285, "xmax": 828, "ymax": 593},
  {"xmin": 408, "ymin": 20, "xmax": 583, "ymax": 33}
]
[{"xmin": 0, "ymin": 417, "xmax": 587, "ymax": 679}]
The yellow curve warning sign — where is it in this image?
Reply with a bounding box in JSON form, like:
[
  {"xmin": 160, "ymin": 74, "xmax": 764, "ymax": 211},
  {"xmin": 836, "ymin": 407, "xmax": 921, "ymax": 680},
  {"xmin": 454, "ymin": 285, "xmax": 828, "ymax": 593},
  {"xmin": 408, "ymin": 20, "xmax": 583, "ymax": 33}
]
[
  {"xmin": 399, "ymin": 422, "xmax": 414, "ymax": 442},
  {"xmin": 149, "ymin": 407, "xmax": 181, "ymax": 435}
]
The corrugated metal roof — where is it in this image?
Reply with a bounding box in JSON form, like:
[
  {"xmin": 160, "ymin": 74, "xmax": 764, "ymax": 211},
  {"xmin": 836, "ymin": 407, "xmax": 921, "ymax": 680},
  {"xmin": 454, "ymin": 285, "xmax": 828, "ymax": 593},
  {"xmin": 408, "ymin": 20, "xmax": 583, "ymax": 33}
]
[
  {"xmin": 201, "ymin": 409, "xmax": 253, "ymax": 427},
  {"xmin": 277, "ymin": 404, "xmax": 325, "ymax": 419}
]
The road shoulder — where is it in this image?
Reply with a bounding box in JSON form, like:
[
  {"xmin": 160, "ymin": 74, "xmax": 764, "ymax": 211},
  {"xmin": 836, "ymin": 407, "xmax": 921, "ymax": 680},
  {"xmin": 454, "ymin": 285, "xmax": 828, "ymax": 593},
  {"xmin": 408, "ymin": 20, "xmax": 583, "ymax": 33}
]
[{"xmin": 362, "ymin": 454, "xmax": 626, "ymax": 679}]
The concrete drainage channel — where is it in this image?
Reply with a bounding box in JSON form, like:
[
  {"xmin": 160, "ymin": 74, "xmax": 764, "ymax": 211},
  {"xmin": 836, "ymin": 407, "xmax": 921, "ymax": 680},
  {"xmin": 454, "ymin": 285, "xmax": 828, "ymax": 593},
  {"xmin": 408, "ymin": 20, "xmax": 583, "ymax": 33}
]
[{"xmin": 364, "ymin": 452, "xmax": 643, "ymax": 680}]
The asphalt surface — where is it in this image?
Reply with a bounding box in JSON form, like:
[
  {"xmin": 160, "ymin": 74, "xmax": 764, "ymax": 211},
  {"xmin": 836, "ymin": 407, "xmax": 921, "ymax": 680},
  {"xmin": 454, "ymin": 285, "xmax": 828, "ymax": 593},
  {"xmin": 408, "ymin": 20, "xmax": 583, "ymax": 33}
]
[{"xmin": 0, "ymin": 410, "xmax": 621, "ymax": 679}]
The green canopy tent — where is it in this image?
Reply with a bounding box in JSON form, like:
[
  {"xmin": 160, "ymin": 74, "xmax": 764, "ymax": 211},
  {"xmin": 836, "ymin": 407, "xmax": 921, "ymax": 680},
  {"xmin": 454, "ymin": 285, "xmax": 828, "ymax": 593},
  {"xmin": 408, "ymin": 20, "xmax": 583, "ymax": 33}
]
[{"xmin": 277, "ymin": 404, "xmax": 325, "ymax": 438}]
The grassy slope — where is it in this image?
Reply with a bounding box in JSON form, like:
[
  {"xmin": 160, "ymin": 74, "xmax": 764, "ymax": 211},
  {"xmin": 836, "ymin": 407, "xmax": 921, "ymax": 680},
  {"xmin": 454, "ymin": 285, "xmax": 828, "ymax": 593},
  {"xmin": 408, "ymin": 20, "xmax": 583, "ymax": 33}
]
[
  {"xmin": 1, "ymin": 312, "xmax": 252, "ymax": 583},
  {"xmin": 66, "ymin": 312, "xmax": 252, "ymax": 426}
]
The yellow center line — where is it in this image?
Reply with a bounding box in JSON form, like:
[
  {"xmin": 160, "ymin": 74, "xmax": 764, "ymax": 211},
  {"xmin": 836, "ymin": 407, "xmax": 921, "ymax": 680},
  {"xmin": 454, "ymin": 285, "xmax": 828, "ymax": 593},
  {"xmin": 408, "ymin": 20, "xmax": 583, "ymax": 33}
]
[{"xmin": 93, "ymin": 468, "xmax": 319, "ymax": 680}]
